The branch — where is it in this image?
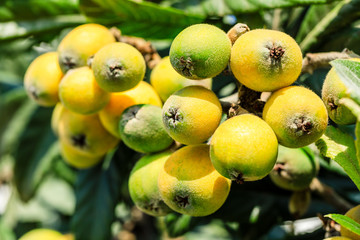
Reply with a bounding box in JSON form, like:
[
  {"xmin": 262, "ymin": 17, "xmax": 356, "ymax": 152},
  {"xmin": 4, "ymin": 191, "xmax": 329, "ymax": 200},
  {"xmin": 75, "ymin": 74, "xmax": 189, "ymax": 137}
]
[
  {"xmin": 310, "ymin": 178, "xmax": 354, "ymax": 213},
  {"xmin": 110, "ymin": 27, "xmax": 161, "ymax": 69},
  {"xmin": 301, "ymin": 49, "xmax": 359, "ymax": 74}
]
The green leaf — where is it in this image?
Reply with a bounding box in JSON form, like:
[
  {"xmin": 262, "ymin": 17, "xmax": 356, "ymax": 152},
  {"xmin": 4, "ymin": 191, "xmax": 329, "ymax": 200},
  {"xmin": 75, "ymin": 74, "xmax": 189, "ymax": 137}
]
[
  {"xmin": 356, "ymin": 121, "xmax": 360, "ymax": 174},
  {"xmin": 326, "ymin": 213, "xmax": 360, "ymax": 235},
  {"xmin": 330, "ymin": 59, "xmax": 360, "ymax": 105},
  {"xmin": 80, "ymin": 0, "xmax": 205, "ymax": 39},
  {"xmin": 0, "ymin": 15, "xmax": 86, "ymax": 41},
  {"xmin": 300, "ymin": 0, "xmax": 360, "ymax": 52},
  {"xmin": 165, "ymin": 0, "xmax": 338, "ymax": 16},
  {"xmin": 13, "ymin": 106, "xmax": 58, "ymax": 202},
  {"xmin": 296, "ymin": 3, "xmax": 337, "ymax": 42},
  {"xmin": 315, "ymin": 126, "xmax": 360, "ymax": 190},
  {"xmin": 0, "ymin": 220, "xmax": 16, "ymax": 240},
  {"xmin": 71, "ymin": 143, "xmax": 137, "ymax": 240},
  {"xmin": 0, "ymin": 99, "xmax": 37, "ymax": 156},
  {"xmin": 0, "ymin": 0, "xmax": 80, "ymax": 22},
  {"xmin": 223, "ymin": 0, "xmax": 338, "ymax": 14}
]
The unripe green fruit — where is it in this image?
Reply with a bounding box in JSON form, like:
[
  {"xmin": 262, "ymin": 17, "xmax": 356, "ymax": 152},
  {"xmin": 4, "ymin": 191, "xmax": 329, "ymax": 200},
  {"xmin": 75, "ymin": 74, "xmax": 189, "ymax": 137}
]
[
  {"xmin": 289, "ymin": 190, "xmax": 311, "ymax": 219},
  {"xmin": 169, "ymin": 24, "xmax": 231, "ymax": 80},
  {"xmin": 19, "ymin": 229, "xmax": 63, "ymax": 240},
  {"xmin": 92, "ymin": 42, "xmax": 146, "ymax": 92},
  {"xmin": 119, "ymin": 104, "xmax": 173, "ymax": 153},
  {"xmin": 270, "ymin": 146, "xmax": 319, "ymax": 191},
  {"xmin": 162, "ymin": 85, "xmax": 222, "ymax": 145},
  {"xmin": 158, "ymin": 144, "xmax": 231, "ymax": 217},
  {"xmin": 341, "ymin": 205, "xmax": 360, "ymax": 239},
  {"xmin": 230, "ymin": 29, "xmax": 302, "ymax": 92},
  {"xmin": 129, "ymin": 151, "xmax": 173, "ymax": 216},
  {"xmin": 263, "ymin": 86, "xmax": 328, "ymax": 148},
  {"xmin": 322, "ymin": 59, "xmax": 359, "ymax": 125},
  {"xmin": 210, "ymin": 114, "xmax": 278, "ymax": 182}
]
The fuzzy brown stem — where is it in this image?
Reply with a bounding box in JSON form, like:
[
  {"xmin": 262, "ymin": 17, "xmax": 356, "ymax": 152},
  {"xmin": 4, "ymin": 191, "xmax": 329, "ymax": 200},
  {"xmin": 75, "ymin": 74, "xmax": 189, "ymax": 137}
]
[
  {"xmin": 226, "ymin": 23, "xmax": 250, "ymax": 45},
  {"xmin": 238, "ymin": 85, "xmax": 265, "ymax": 117},
  {"xmin": 110, "ymin": 27, "xmax": 161, "ymax": 69},
  {"xmin": 310, "ymin": 178, "xmax": 354, "ymax": 213},
  {"xmin": 301, "ymin": 49, "xmax": 359, "ymax": 74}
]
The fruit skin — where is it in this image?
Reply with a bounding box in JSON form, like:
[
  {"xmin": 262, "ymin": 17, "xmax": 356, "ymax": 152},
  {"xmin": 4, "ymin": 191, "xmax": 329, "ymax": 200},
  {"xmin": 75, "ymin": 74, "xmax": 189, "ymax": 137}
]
[
  {"xmin": 162, "ymin": 85, "xmax": 222, "ymax": 145},
  {"xmin": 92, "ymin": 42, "xmax": 146, "ymax": 92},
  {"xmin": 129, "ymin": 151, "xmax": 173, "ymax": 216},
  {"xmin": 58, "ymin": 108, "xmax": 119, "ymax": 157},
  {"xmin": 150, "ymin": 56, "xmax": 212, "ymax": 102},
  {"xmin": 324, "ymin": 237, "xmax": 352, "ymax": 240},
  {"xmin": 270, "ymin": 146, "xmax": 319, "ymax": 191},
  {"xmin": 19, "ymin": 228, "xmax": 63, "ymax": 240},
  {"xmin": 57, "ymin": 23, "xmax": 115, "ymax": 73},
  {"xmin": 158, "ymin": 144, "xmax": 231, "ymax": 217},
  {"xmin": 60, "ymin": 140, "xmax": 104, "ymax": 169},
  {"xmin": 99, "ymin": 81, "xmax": 162, "ymax": 138},
  {"xmin": 59, "ymin": 66, "xmax": 110, "ymax": 115},
  {"xmin": 51, "ymin": 102, "xmax": 64, "ymax": 136},
  {"xmin": 341, "ymin": 205, "xmax": 360, "ymax": 239},
  {"xmin": 119, "ymin": 104, "xmax": 173, "ymax": 153},
  {"xmin": 322, "ymin": 58, "xmax": 360, "ymax": 125},
  {"xmin": 210, "ymin": 114, "xmax": 278, "ymax": 182},
  {"xmin": 24, "ymin": 52, "xmax": 63, "ymax": 106},
  {"xmin": 169, "ymin": 24, "xmax": 231, "ymax": 80},
  {"xmin": 230, "ymin": 29, "xmax": 302, "ymax": 92},
  {"xmin": 263, "ymin": 86, "xmax": 328, "ymax": 148}
]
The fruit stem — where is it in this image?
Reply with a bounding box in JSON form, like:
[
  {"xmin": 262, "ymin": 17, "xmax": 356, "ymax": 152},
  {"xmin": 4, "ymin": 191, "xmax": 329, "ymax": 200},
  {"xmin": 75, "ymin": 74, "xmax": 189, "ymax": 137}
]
[
  {"xmin": 301, "ymin": 49, "xmax": 357, "ymax": 74},
  {"xmin": 227, "ymin": 23, "xmax": 250, "ymax": 45},
  {"xmin": 310, "ymin": 178, "xmax": 354, "ymax": 213},
  {"xmin": 109, "ymin": 27, "xmax": 161, "ymax": 69}
]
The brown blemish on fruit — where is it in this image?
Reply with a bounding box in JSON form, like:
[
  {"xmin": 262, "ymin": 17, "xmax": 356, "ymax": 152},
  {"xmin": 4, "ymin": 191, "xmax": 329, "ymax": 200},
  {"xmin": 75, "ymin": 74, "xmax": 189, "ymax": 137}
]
[
  {"xmin": 229, "ymin": 170, "xmax": 244, "ymax": 184},
  {"xmin": 174, "ymin": 194, "xmax": 189, "ymax": 208},
  {"xmin": 71, "ymin": 134, "xmax": 87, "ymax": 148},
  {"xmin": 179, "ymin": 56, "xmax": 194, "ymax": 77},
  {"xmin": 164, "ymin": 107, "xmax": 183, "ymax": 128}
]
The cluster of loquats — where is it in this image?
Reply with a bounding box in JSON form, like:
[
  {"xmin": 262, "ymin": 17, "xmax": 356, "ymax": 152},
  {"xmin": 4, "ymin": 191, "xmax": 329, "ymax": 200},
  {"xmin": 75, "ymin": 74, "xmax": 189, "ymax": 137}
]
[{"xmin": 25, "ymin": 22, "xmax": 354, "ymax": 220}]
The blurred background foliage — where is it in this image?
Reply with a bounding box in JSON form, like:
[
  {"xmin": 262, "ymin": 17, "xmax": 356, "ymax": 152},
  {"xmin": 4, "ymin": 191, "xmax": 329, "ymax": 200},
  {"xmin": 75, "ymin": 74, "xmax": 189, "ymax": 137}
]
[{"xmin": 1, "ymin": 0, "xmax": 360, "ymax": 240}]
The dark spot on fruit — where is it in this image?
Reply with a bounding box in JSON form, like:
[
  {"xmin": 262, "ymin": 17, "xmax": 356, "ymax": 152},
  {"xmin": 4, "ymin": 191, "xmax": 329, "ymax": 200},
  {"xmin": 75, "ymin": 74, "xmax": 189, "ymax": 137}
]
[
  {"xmin": 179, "ymin": 56, "xmax": 194, "ymax": 77},
  {"xmin": 164, "ymin": 107, "xmax": 183, "ymax": 128},
  {"xmin": 28, "ymin": 85, "xmax": 39, "ymax": 100},
  {"xmin": 63, "ymin": 56, "xmax": 77, "ymax": 70},
  {"xmin": 229, "ymin": 170, "xmax": 244, "ymax": 184},
  {"xmin": 71, "ymin": 134, "xmax": 87, "ymax": 148},
  {"xmin": 174, "ymin": 195, "xmax": 189, "ymax": 208}
]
